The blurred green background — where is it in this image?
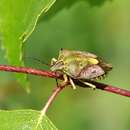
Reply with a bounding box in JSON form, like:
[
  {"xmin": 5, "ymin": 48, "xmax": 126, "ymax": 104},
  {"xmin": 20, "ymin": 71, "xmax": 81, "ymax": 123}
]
[{"xmin": 0, "ymin": 0, "xmax": 130, "ymax": 130}]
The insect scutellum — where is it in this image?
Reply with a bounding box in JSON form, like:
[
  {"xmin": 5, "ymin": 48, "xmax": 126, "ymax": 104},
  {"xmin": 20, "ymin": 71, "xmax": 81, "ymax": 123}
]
[{"xmin": 50, "ymin": 49, "xmax": 112, "ymax": 89}]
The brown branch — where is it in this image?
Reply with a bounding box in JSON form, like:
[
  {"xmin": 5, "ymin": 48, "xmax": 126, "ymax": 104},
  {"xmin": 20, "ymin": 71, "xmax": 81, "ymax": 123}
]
[
  {"xmin": 41, "ymin": 81, "xmax": 69, "ymax": 115},
  {"xmin": 75, "ymin": 80, "xmax": 130, "ymax": 97},
  {"xmin": 0, "ymin": 65, "xmax": 60, "ymax": 78},
  {"xmin": 35, "ymin": 81, "xmax": 69, "ymax": 127},
  {"xmin": 0, "ymin": 65, "xmax": 130, "ymax": 98}
]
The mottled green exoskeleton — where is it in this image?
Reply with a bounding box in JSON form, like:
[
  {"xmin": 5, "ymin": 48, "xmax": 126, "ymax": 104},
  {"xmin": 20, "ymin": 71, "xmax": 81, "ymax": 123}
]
[{"xmin": 51, "ymin": 49, "xmax": 112, "ymax": 89}]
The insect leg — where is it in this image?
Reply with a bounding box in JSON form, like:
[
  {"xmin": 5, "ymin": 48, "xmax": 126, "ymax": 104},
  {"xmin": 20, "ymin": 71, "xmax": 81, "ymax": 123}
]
[
  {"xmin": 55, "ymin": 78, "xmax": 59, "ymax": 86},
  {"xmin": 69, "ymin": 78, "xmax": 76, "ymax": 90},
  {"xmin": 63, "ymin": 75, "xmax": 76, "ymax": 89},
  {"xmin": 63, "ymin": 74, "xmax": 68, "ymax": 83},
  {"xmin": 51, "ymin": 58, "xmax": 57, "ymax": 65},
  {"xmin": 79, "ymin": 80, "xmax": 96, "ymax": 89}
]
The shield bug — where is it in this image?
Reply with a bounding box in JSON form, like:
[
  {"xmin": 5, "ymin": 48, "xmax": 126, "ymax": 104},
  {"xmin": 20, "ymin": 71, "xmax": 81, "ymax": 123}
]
[{"xmin": 51, "ymin": 49, "xmax": 112, "ymax": 89}]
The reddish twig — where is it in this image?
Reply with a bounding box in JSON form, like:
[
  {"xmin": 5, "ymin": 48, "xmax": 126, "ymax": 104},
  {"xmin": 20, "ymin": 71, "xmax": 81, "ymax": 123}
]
[
  {"xmin": 0, "ymin": 65, "xmax": 60, "ymax": 78},
  {"xmin": 0, "ymin": 65, "xmax": 130, "ymax": 98},
  {"xmin": 35, "ymin": 81, "xmax": 69, "ymax": 127},
  {"xmin": 41, "ymin": 81, "xmax": 69, "ymax": 115},
  {"xmin": 35, "ymin": 81, "xmax": 70, "ymax": 129},
  {"xmin": 75, "ymin": 80, "xmax": 130, "ymax": 97}
]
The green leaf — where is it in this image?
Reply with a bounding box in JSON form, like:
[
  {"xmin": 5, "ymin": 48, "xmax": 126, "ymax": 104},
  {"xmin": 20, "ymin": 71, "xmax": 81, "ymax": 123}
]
[
  {"xmin": 0, "ymin": 110, "xmax": 58, "ymax": 130},
  {"xmin": 0, "ymin": 0, "xmax": 56, "ymax": 90}
]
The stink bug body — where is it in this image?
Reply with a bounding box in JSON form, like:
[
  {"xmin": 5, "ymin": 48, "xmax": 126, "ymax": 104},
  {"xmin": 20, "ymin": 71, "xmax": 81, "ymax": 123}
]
[{"xmin": 51, "ymin": 49, "xmax": 112, "ymax": 89}]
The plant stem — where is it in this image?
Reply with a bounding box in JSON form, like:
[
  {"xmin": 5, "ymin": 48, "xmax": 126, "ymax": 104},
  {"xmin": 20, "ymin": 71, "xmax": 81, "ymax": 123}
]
[
  {"xmin": 76, "ymin": 80, "xmax": 130, "ymax": 97},
  {"xmin": 41, "ymin": 87, "xmax": 62, "ymax": 115},
  {"xmin": 35, "ymin": 81, "xmax": 68, "ymax": 128},
  {"xmin": 0, "ymin": 65, "xmax": 61, "ymax": 78},
  {"xmin": 0, "ymin": 64, "xmax": 130, "ymax": 98},
  {"xmin": 41, "ymin": 81, "xmax": 68, "ymax": 116}
]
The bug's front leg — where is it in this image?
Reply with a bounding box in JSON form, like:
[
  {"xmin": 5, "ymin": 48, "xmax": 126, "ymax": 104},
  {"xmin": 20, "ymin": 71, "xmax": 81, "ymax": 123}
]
[
  {"xmin": 63, "ymin": 74, "xmax": 68, "ymax": 83},
  {"xmin": 79, "ymin": 80, "xmax": 96, "ymax": 89},
  {"xmin": 69, "ymin": 77, "xmax": 76, "ymax": 90},
  {"xmin": 63, "ymin": 75, "xmax": 77, "ymax": 90},
  {"xmin": 51, "ymin": 58, "xmax": 57, "ymax": 66}
]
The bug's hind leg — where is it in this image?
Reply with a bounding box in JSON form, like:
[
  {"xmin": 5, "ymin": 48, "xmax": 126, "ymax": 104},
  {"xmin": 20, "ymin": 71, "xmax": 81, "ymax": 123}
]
[{"xmin": 79, "ymin": 80, "xmax": 96, "ymax": 89}]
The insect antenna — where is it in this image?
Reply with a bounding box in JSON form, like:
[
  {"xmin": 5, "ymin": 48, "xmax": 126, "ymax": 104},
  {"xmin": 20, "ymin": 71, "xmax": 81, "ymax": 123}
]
[
  {"xmin": 23, "ymin": 56, "xmax": 50, "ymax": 67},
  {"xmin": 24, "ymin": 57, "xmax": 59, "ymax": 86}
]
